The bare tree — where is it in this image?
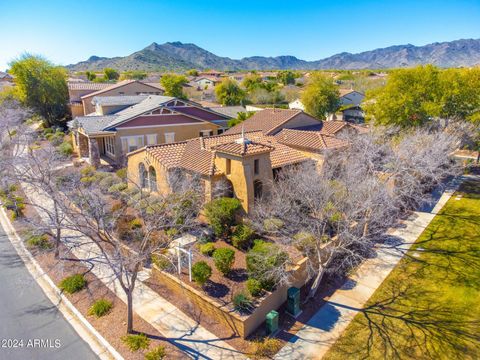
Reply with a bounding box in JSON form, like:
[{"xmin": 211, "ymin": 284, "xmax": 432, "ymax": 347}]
[
  {"xmin": 251, "ymin": 125, "xmax": 462, "ymax": 301},
  {"xmin": 63, "ymin": 174, "xmax": 203, "ymax": 333}
]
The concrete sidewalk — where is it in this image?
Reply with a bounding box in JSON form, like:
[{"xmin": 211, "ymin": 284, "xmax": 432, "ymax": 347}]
[
  {"xmin": 275, "ymin": 180, "xmax": 463, "ymax": 360},
  {"xmin": 20, "ymin": 183, "xmax": 245, "ymax": 359}
]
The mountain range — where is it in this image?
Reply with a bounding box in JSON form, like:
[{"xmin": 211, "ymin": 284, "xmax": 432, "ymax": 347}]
[{"xmin": 67, "ymin": 38, "xmax": 480, "ymax": 72}]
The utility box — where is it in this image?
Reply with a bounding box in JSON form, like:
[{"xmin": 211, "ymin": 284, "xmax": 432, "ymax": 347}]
[
  {"xmin": 266, "ymin": 310, "xmax": 279, "ymax": 335},
  {"xmin": 287, "ymin": 287, "xmax": 301, "ymax": 317}
]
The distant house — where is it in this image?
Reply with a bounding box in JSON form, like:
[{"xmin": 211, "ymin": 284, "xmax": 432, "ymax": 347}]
[
  {"xmin": 225, "ymin": 108, "xmax": 322, "ymax": 136},
  {"xmin": 67, "ymin": 80, "xmax": 165, "ymax": 117},
  {"xmin": 198, "ymin": 70, "xmax": 223, "ymax": 78},
  {"xmin": 289, "ymin": 89, "xmax": 366, "ymax": 123},
  {"xmin": 68, "ymin": 96, "xmax": 231, "ymax": 167},
  {"xmin": 0, "ymin": 71, "xmax": 14, "ymax": 82},
  {"xmin": 208, "ymin": 106, "xmax": 247, "ymax": 119},
  {"xmin": 193, "ymin": 76, "xmax": 220, "ymax": 89}
]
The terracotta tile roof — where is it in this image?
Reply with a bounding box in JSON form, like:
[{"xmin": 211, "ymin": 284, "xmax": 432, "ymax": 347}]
[
  {"xmin": 225, "ymin": 108, "xmax": 306, "ymax": 135},
  {"xmin": 139, "ymin": 130, "xmax": 308, "ymax": 176},
  {"xmin": 68, "ymin": 82, "xmax": 111, "ymax": 91},
  {"xmin": 147, "ymin": 142, "xmax": 187, "ymax": 169},
  {"xmin": 317, "ymin": 121, "xmax": 369, "ymax": 135},
  {"xmin": 276, "ymin": 129, "xmax": 349, "ymax": 152},
  {"xmin": 211, "ymin": 141, "xmax": 274, "ymax": 156},
  {"xmin": 80, "ymin": 80, "xmax": 164, "ymax": 99}
]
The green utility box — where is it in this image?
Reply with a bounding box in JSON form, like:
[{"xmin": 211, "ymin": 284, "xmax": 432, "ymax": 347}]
[
  {"xmin": 287, "ymin": 287, "xmax": 301, "ymax": 317},
  {"xmin": 266, "ymin": 310, "xmax": 279, "ymax": 335}
]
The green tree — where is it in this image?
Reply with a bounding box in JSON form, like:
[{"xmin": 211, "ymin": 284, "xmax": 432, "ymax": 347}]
[
  {"xmin": 215, "ymin": 78, "xmax": 246, "ymax": 106},
  {"xmin": 185, "ymin": 69, "xmax": 199, "ymax": 76},
  {"xmin": 103, "ymin": 68, "xmax": 120, "ymax": 81},
  {"xmin": 120, "ymin": 70, "xmax": 147, "ymax": 80},
  {"xmin": 242, "ymin": 73, "xmax": 263, "ymax": 92},
  {"xmin": 85, "ymin": 71, "xmax": 96, "ymax": 81},
  {"xmin": 301, "ymin": 73, "xmax": 340, "ymax": 119},
  {"xmin": 9, "ymin": 54, "xmax": 69, "ymax": 127},
  {"xmin": 227, "ymin": 111, "xmax": 255, "ymax": 128},
  {"xmin": 160, "ymin": 73, "xmax": 188, "ymax": 99},
  {"xmin": 365, "ymin": 65, "xmax": 442, "ymax": 127},
  {"xmin": 277, "ymin": 70, "xmax": 296, "ymax": 85}
]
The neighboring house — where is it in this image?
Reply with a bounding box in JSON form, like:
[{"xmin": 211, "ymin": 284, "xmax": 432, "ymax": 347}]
[
  {"xmin": 67, "ymin": 80, "xmax": 165, "ymax": 117},
  {"xmin": 288, "ymin": 99, "xmax": 305, "ymax": 111},
  {"xmin": 80, "ymin": 80, "xmax": 165, "ymax": 115},
  {"xmin": 225, "ymin": 108, "xmax": 322, "ymax": 136},
  {"xmin": 198, "ymin": 70, "xmax": 223, "ymax": 78},
  {"xmin": 289, "ymin": 89, "xmax": 366, "ymax": 123},
  {"xmin": 193, "ymin": 76, "xmax": 220, "ymax": 89},
  {"xmin": 68, "ymin": 95, "xmax": 231, "ymax": 167},
  {"xmin": 208, "ymin": 106, "xmax": 247, "ymax": 119},
  {"xmin": 0, "ymin": 71, "xmax": 14, "ymax": 82},
  {"xmin": 126, "ymin": 110, "xmax": 365, "ymax": 213}
]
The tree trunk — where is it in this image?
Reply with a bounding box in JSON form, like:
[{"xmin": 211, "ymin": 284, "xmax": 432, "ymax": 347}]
[
  {"xmin": 54, "ymin": 227, "xmax": 61, "ymax": 259},
  {"xmin": 126, "ymin": 291, "xmax": 134, "ymax": 334},
  {"xmin": 304, "ymin": 264, "xmax": 326, "ymax": 303}
]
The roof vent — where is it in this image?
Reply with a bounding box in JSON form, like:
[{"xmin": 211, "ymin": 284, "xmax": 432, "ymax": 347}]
[{"xmin": 235, "ymin": 125, "xmax": 251, "ymax": 145}]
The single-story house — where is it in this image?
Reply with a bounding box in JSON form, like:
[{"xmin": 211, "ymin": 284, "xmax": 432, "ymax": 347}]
[
  {"xmin": 68, "ymin": 95, "xmax": 231, "ymax": 167},
  {"xmin": 192, "ymin": 76, "xmax": 220, "ymax": 89}
]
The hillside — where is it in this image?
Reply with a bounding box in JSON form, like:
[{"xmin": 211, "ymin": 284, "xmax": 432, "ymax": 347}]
[{"xmin": 67, "ymin": 38, "xmax": 480, "ymax": 72}]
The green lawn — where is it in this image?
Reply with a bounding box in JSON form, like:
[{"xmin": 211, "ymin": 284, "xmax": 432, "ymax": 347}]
[{"xmin": 324, "ymin": 180, "xmax": 480, "ymax": 360}]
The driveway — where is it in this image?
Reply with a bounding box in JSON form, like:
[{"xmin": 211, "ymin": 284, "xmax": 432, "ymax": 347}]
[{"xmin": 0, "ymin": 221, "xmax": 98, "ymax": 360}]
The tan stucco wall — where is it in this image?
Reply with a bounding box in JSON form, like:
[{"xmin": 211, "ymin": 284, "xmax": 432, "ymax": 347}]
[
  {"xmin": 268, "ymin": 112, "xmax": 322, "ymax": 135},
  {"xmin": 127, "ymin": 150, "xmax": 171, "ymax": 193},
  {"xmin": 82, "ymin": 82, "xmax": 164, "ymax": 115},
  {"xmin": 70, "ymin": 103, "xmax": 85, "ymax": 117},
  {"xmin": 214, "ymin": 151, "xmax": 273, "ymax": 212}
]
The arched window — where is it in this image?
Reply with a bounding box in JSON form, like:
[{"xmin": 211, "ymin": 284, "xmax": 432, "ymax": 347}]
[
  {"xmin": 253, "ymin": 180, "xmax": 263, "ymax": 200},
  {"xmin": 139, "ymin": 163, "xmax": 148, "ymax": 189},
  {"xmin": 149, "ymin": 166, "xmax": 157, "ymax": 192}
]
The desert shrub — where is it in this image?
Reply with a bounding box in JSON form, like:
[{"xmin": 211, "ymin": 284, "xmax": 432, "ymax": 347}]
[
  {"xmin": 108, "ymin": 182, "xmax": 128, "ymax": 194},
  {"xmin": 26, "ymin": 234, "xmax": 52, "ymax": 250},
  {"xmin": 121, "ymin": 333, "xmax": 150, "ymax": 352},
  {"xmin": 293, "ymin": 231, "xmax": 317, "ymax": 254},
  {"xmin": 246, "ymin": 240, "xmax": 288, "ymax": 291},
  {"xmin": 246, "ymin": 278, "xmax": 262, "ymax": 297},
  {"xmin": 59, "ymin": 274, "xmax": 86, "ymax": 294},
  {"xmin": 151, "ymin": 253, "xmax": 173, "ymax": 271},
  {"xmin": 212, "ymin": 247, "xmax": 235, "ymax": 275},
  {"xmin": 200, "ymin": 242, "xmax": 216, "ymax": 256},
  {"xmin": 88, "ymin": 299, "xmax": 113, "ymax": 317},
  {"xmin": 145, "ymin": 346, "xmax": 166, "ymax": 360},
  {"xmin": 116, "ymin": 167, "xmax": 128, "ymax": 180},
  {"xmin": 204, "ymin": 197, "xmax": 242, "ymax": 236},
  {"xmin": 263, "ymin": 218, "xmax": 284, "ymax": 232},
  {"xmin": 42, "ymin": 128, "xmax": 54, "ymax": 136},
  {"xmin": 58, "ymin": 141, "xmax": 73, "ymax": 156},
  {"xmin": 165, "ymin": 228, "xmax": 178, "ymax": 239},
  {"xmin": 253, "ymin": 337, "xmax": 283, "ymax": 358},
  {"xmin": 48, "ymin": 131, "xmax": 65, "ymax": 145},
  {"xmin": 191, "ymin": 261, "xmax": 212, "ymax": 286},
  {"xmin": 231, "ymin": 224, "xmax": 255, "ymax": 250},
  {"xmin": 80, "ymin": 176, "xmax": 95, "ymax": 185},
  {"xmin": 232, "ymin": 291, "xmax": 254, "ymax": 313},
  {"xmin": 80, "ymin": 165, "xmax": 96, "ymax": 177},
  {"xmin": 98, "ymin": 174, "xmax": 120, "ymax": 191},
  {"xmin": 3, "ymin": 195, "xmax": 25, "ymax": 219}
]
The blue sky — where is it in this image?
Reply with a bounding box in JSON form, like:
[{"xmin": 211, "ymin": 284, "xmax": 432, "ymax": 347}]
[{"xmin": 1, "ymin": 0, "xmax": 479, "ymax": 71}]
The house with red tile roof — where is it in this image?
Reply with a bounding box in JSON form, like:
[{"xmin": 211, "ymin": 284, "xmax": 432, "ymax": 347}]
[{"xmin": 67, "ymin": 95, "xmax": 232, "ymax": 167}]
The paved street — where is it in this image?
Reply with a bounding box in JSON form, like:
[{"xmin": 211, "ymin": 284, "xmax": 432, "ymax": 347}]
[{"xmin": 0, "ymin": 221, "xmax": 98, "ymax": 360}]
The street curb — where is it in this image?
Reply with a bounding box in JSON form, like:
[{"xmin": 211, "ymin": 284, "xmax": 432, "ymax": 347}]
[{"xmin": 0, "ymin": 207, "xmax": 124, "ymax": 360}]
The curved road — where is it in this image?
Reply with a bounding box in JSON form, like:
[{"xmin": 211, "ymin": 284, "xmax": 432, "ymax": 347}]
[{"xmin": 0, "ymin": 221, "xmax": 98, "ymax": 360}]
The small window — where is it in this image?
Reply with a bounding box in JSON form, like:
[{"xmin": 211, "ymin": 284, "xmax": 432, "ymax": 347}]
[
  {"xmin": 164, "ymin": 132, "xmax": 175, "ymax": 143},
  {"xmin": 226, "ymin": 159, "xmax": 231, "ymax": 175},
  {"xmin": 146, "ymin": 134, "xmax": 157, "ymax": 145},
  {"xmin": 119, "ymin": 92, "xmax": 124, "ymax": 95},
  {"xmin": 254, "ymin": 159, "xmax": 260, "ymax": 175},
  {"xmin": 217, "ymin": 129, "xmax": 224, "ymax": 135},
  {"xmin": 200, "ymin": 130, "xmax": 214, "ymax": 137}
]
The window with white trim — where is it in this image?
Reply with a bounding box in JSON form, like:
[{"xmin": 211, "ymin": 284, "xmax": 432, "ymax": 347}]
[
  {"xmin": 105, "ymin": 137, "xmax": 115, "ymax": 156},
  {"xmin": 146, "ymin": 134, "xmax": 157, "ymax": 145},
  {"xmin": 164, "ymin": 132, "xmax": 175, "ymax": 144},
  {"xmin": 121, "ymin": 136, "xmax": 144, "ymax": 153}
]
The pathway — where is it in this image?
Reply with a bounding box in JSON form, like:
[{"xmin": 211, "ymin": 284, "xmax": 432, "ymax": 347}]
[
  {"xmin": 20, "ymin": 179, "xmax": 245, "ymax": 359},
  {"xmin": 275, "ymin": 177, "xmax": 466, "ymax": 360}
]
